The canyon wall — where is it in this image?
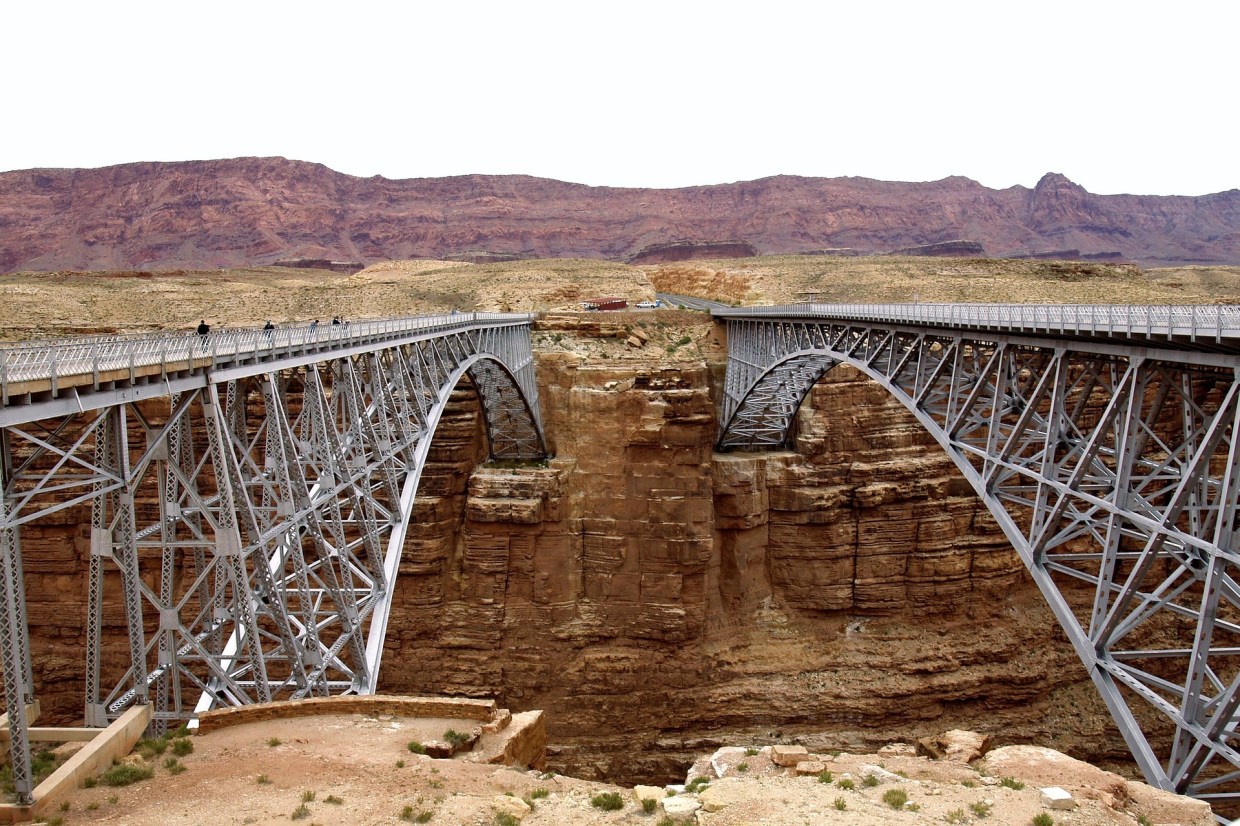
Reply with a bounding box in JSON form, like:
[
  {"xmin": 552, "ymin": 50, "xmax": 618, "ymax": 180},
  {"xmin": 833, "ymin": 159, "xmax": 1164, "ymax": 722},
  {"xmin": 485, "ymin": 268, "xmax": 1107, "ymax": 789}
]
[
  {"xmin": 376, "ymin": 351, "xmax": 1131, "ymax": 784},
  {"xmin": 8, "ymin": 343, "xmax": 1134, "ymax": 785}
]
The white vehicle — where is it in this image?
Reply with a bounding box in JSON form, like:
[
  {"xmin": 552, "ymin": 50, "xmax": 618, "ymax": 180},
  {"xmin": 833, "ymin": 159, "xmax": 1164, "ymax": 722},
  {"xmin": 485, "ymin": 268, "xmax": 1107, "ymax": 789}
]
[{"xmin": 635, "ymin": 300, "xmax": 660, "ymax": 309}]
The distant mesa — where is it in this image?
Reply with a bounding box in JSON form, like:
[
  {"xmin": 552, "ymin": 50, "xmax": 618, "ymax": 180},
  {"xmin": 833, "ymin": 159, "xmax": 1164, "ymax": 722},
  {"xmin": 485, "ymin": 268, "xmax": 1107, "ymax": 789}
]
[
  {"xmin": 2, "ymin": 159, "xmax": 1239, "ymax": 272},
  {"xmin": 889, "ymin": 240, "xmax": 986, "ymax": 257},
  {"xmin": 628, "ymin": 240, "xmax": 759, "ymax": 265},
  {"xmin": 272, "ymin": 258, "xmax": 364, "ymax": 274}
]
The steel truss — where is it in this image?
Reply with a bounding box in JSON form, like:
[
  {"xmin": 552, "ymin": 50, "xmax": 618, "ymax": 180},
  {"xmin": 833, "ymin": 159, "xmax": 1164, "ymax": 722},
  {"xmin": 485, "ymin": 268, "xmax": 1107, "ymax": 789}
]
[
  {"xmin": 0, "ymin": 319, "xmax": 545, "ymax": 803},
  {"xmin": 717, "ymin": 311, "xmax": 1240, "ymax": 814}
]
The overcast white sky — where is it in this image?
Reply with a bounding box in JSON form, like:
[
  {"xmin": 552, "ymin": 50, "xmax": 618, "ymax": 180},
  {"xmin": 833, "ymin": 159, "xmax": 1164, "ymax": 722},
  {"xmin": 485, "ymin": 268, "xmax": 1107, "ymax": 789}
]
[{"xmin": 4, "ymin": 1, "xmax": 1237, "ymax": 195}]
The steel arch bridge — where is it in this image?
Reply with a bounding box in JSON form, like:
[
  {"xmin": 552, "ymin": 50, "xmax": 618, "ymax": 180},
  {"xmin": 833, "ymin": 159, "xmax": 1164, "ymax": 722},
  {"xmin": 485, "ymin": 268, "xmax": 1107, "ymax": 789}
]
[
  {"xmin": 716, "ymin": 303, "xmax": 1240, "ymax": 812},
  {"xmin": 0, "ymin": 314, "xmax": 545, "ymax": 803}
]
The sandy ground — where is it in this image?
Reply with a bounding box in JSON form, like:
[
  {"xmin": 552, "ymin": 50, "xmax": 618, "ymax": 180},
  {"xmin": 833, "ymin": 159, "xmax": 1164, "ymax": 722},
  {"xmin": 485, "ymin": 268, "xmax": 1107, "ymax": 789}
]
[{"xmin": 40, "ymin": 713, "xmax": 1194, "ymax": 826}]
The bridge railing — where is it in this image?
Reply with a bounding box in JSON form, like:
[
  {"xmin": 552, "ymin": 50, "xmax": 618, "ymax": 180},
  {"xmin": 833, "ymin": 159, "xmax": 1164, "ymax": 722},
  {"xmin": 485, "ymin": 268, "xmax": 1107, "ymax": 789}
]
[
  {"xmin": 714, "ymin": 303, "xmax": 1240, "ymax": 341},
  {"xmin": 0, "ymin": 312, "xmax": 536, "ymax": 395}
]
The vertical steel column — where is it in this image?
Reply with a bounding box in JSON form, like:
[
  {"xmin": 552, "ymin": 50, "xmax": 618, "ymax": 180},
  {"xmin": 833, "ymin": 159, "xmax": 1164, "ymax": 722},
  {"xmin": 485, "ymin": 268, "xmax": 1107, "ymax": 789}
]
[{"xmin": 0, "ymin": 435, "xmax": 35, "ymax": 803}]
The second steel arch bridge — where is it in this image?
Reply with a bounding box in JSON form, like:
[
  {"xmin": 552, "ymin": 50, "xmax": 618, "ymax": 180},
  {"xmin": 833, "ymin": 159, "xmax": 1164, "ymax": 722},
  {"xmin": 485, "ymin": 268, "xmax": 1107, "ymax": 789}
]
[{"xmin": 715, "ymin": 302, "xmax": 1240, "ymax": 813}]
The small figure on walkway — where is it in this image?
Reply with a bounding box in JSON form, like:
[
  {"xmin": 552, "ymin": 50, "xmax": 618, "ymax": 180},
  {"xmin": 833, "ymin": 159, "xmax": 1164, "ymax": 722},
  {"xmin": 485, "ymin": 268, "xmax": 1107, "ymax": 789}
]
[
  {"xmin": 331, "ymin": 316, "xmax": 341, "ymax": 326},
  {"xmin": 263, "ymin": 319, "xmax": 274, "ymax": 344},
  {"xmin": 197, "ymin": 319, "xmax": 210, "ymax": 351},
  {"xmin": 309, "ymin": 319, "xmax": 319, "ymax": 339}
]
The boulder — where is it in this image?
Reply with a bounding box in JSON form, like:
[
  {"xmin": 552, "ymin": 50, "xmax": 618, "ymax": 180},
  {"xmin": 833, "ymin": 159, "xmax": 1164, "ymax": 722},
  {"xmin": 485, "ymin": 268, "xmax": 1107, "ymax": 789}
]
[
  {"xmin": 795, "ymin": 760, "xmax": 826, "ymax": 776},
  {"xmin": 661, "ymin": 794, "xmax": 701, "ymax": 821},
  {"xmin": 1123, "ymin": 781, "xmax": 1214, "ymax": 826},
  {"xmin": 492, "ymin": 795, "xmax": 532, "ymax": 820},
  {"xmin": 633, "ymin": 785, "xmax": 663, "ymax": 803},
  {"xmin": 1040, "ymin": 786, "xmax": 1075, "ymax": 811},
  {"xmin": 917, "ymin": 729, "xmax": 991, "ymax": 762},
  {"xmin": 770, "ymin": 745, "xmax": 809, "ymax": 767}
]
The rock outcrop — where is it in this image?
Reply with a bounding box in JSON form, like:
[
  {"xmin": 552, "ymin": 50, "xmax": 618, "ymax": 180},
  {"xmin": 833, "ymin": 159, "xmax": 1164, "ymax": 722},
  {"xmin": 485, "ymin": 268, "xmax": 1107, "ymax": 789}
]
[
  {"xmin": 3, "ymin": 160, "xmax": 1240, "ymax": 272},
  {"xmin": 628, "ymin": 240, "xmax": 759, "ymax": 264}
]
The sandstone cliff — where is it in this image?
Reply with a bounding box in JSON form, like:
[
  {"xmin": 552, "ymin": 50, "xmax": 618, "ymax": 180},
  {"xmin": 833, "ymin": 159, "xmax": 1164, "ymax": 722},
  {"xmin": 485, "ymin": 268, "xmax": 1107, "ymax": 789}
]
[{"xmin": 3, "ymin": 159, "xmax": 1239, "ymax": 272}]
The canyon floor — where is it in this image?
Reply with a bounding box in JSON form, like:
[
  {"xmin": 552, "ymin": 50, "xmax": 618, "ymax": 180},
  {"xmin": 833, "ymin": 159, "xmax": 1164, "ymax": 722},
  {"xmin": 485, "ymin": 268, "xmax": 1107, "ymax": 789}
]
[{"xmin": 39, "ymin": 711, "xmax": 1212, "ymax": 826}]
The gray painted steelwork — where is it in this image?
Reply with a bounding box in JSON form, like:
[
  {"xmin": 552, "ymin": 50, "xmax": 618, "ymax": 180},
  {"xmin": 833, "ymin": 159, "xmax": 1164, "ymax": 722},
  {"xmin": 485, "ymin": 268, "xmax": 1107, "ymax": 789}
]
[
  {"xmin": 0, "ymin": 314, "xmax": 545, "ymax": 804},
  {"xmin": 716, "ymin": 304, "xmax": 1240, "ymax": 816}
]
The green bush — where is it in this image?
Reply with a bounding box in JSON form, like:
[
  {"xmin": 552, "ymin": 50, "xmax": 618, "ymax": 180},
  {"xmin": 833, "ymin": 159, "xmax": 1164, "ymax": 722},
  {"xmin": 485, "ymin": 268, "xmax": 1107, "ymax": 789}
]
[
  {"xmin": 971, "ymin": 801, "xmax": 992, "ymax": 818},
  {"xmin": 837, "ymin": 778, "xmax": 855, "ymax": 790},
  {"xmin": 1032, "ymin": 814, "xmax": 1054, "ymax": 826},
  {"xmin": 946, "ymin": 809, "xmax": 969, "ymax": 824},
  {"xmin": 642, "ymin": 797, "xmax": 657, "ymax": 813},
  {"xmin": 290, "ymin": 803, "xmax": 311, "ymax": 821},
  {"xmin": 443, "ymin": 729, "xmax": 470, "ymax": 747},
  {"xmin": 882, "ymin": 788, "xmax": 909, "ymax": 809},
  {"xmin": 102, "ymin": 762, "xmax": 154, "ymax": 787},
  {"xmin": 494, "ymin": 815, "xmax": 518, "ymax": 826},
  {"xmin": 407, "ymin": 741, "xmax": 426, "ymax": 754},
  {"xmin": 862, "ymin": 773, "xmax": 879, "ymax": 787},
  {"xmin": 817, "ymin": 769, "xmax": 833, "ymax": 784},
  {"xmin": 530, "ymin": 788, "xmax": 549, "ymax": 800},
  {"xmin": 834, "ymin": 796, "xmax": 847, "ymax": 810},
  {"xmin": 590, "ymin": 791, "xmax": 624, "ymax": 811},
  {"xmin": 171, "ymin": 738, "xmax": 193, "ymax": 757},
  {"xmin": 736, "ymin": 762, "xmax": 749, "ymax": 773},
  {"xmin": 416, "ymin": 813, "xmax": 433, "ymax": 824},
  {"xmin": 999, "ymin": 776, "xmax": 1025, "ymax": 790}
]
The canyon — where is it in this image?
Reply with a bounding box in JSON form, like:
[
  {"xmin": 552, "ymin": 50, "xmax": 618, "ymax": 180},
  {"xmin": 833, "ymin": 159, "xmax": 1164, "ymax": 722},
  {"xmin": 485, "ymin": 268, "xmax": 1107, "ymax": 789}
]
[
  {"xmin": 12, "ymin": 311, "xmax": 1137, "ymax": 795},
  {"xmin": 3, "ymin": 158, "xmax": 1240, "ymax": 273}
]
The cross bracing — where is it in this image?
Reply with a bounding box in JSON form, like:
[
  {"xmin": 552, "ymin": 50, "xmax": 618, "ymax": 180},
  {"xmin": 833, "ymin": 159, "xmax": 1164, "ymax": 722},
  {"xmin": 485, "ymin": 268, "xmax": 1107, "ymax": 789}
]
[
  {"xmin": 0, "ymin": 315, "xmax": 545, "ymax": 804},
  {"xmin": 716, "ymin": 304, "xmax": 1240, "ymax": 817}
]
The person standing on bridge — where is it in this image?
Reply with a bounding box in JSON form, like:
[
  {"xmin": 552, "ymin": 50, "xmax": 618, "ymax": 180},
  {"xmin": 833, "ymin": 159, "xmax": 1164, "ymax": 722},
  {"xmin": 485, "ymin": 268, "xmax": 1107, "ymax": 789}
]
[
  {"xmin": 197, "ymin": 319, "xmax": 210, "ymax": 352},
  {"xmin": 263, "ymin": 319, "xmax": 274, "ymax": 346}
]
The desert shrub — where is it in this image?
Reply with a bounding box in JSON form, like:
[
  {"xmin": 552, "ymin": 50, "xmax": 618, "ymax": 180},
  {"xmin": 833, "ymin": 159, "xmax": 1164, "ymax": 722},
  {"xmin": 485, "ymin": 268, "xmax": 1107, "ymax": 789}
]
[
  {"xmin": 745, "ymin": 747, "xmax": 758, "ymax": 756},
  {"xmin": 136, "ymin": 738, "xmax": 168, "ymax": 759},
  {"xmin": 736, "ymin": 762, "xmax": 749, "ymax": 772},
  {"xmin": 883, "ymin": 788, "xmax": 909, "ymax": 809},
  {"xmin": 642, "ymin": 797, "xmax": 657, "ymax": 813},
  {"xmin": 1032, "ymin": 814, "xmax": 1054, "ymax": 826},
  {"xmin": 256, "ymin": 774, "xmax": 271, "ymax": 784},
  {"xmin": 590, "ymin": 791, "xmax": 624, "ymax": 811},
  {"xmin": 834, "ymin": 796, "xmax": 847, "ymax": 810},
  {"xmin": 971, "ymin": 801, "xmax": 992, "ymax": 818},
  {"xmin": 171, "ymin": 738, "xmax": 193, "ymax": 757},
  {"xmin": 862, "ymin": 773, "xmax": 879, "ymax": 787},
  {"xmin": 494, "ymin": 814, "xmax": 518, "ymax": 826},
  {"xmin": 290, "ymin": 803, "xmax": 311, "ymax": 820},
  {"xmin": 416, "ymin": 813, "xmax": 433, "ymax": 824},
  {"xmin": 443, "ymin": 729, "xmax": 470, "ymax": 747},
  {"xmin": 817, "ymin": 770, "xmax": 833, "ymax": 784},
  {"xmin": 946, "ymin": 810, "xmax": 969, "ymax": 824},
  {"xmin": 530, "ymin": 788, "xmax": 549, "ymax": 800},
  {"xmin": 102, "ymin": 762, "xmax": 154, "ymax": 787},
  {"xmin": 1000, "ymin": 776, "xmax": 1025, "ymax": 790},
  {"xmin": 685, "ymin": 776, "xmax": 711, "ymax": 793},
  {"xmin": 407, "ymin": 741, "xmax": 426, "ymax": 754},
  {"xmin": 837, "ymin": 778, "xmax": 855, "ymax": 790},
  {"xmin": 267, "ymin": 737, "xmax": 282, "ymax": 747},
  {"xmin": 301, "ymin": 790, "xmax": 316, "ymax": 802},
  {"xmin": 325, "ymin": 795, "xmax": 343, "ymax": 804}
]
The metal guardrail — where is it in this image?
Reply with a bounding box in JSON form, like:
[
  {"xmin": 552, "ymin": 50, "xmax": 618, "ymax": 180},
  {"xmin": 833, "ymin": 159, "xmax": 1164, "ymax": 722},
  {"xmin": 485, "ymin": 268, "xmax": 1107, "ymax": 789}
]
[
  {"xmin": 0, "ymin": 312, "xmax": 536, "ymax": 401},
  {"xmin": 712, "ymin": 303, "xmax": 1240, "ymax": 341}
]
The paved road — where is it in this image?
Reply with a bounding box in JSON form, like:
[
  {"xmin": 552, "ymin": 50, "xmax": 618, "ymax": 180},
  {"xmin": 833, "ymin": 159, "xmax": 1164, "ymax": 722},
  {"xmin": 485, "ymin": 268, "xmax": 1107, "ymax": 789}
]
[{"xmin": 655, "ymin": 293, "xmax": 733, "ymax": 312}]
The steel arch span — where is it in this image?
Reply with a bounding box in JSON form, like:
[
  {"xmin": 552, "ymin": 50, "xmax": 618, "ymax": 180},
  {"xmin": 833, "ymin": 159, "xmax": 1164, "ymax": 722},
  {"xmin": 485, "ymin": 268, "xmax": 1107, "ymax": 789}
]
[
  {"xmin": 0, "ymin": 315, "xmax": 545, "ymax": 803},
  {"xmin": 717, "ymin": 306, "xmax": 1240, "ymax": 814}
]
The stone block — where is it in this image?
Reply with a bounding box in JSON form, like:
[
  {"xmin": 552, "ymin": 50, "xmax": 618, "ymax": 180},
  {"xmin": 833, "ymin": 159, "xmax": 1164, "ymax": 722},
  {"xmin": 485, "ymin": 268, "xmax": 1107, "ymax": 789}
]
[
  {"xmin": 770, "ymin": 745, "xmax": 809, "ymax": 767},
  {"xmin": 633, "ymin": 785, "xmax": 663, "ymax": 803},
  {"xmin": 492, "ymin": 795, "xmax": 532, "ymax": 820},
  {"xmin": 795, "ymin": 760, "xmax": 826, "ymax": 775},
  {"xmin": 660, "ymin": 794, "xmax": 701, "ymax": 821},
  {"xmin": 1040, "ymin": 786, "xmax": 1075, "ymax": 810}
]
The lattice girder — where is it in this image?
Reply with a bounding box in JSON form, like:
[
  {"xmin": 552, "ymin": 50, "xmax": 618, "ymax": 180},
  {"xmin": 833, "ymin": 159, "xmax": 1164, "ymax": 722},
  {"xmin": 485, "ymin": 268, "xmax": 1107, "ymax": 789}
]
[
  {"xmin": 718, "ymin": 314, "xmax": 1240, "ymax": 814},
  {"xmin": 0, "ymin": 317, "xmax": 544, "ymax": 805}
]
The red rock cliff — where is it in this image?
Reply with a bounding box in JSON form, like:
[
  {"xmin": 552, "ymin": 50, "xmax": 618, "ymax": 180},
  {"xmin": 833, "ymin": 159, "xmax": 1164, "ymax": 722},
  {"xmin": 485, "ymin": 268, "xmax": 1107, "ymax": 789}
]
[{"xmin": 2, "ymin": 159, "xmax": 1239, "ymax": 272}]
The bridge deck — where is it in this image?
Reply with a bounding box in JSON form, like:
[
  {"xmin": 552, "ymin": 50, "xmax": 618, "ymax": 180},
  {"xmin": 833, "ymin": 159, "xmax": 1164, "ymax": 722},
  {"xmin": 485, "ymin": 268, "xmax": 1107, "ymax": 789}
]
[
  {"xmin": 0, "ymin": 313, "xmax": 535, "ymax": 423},
  {"xmin": 712, "ymin": 303, "xmax": 1240, "ymax": 352}
]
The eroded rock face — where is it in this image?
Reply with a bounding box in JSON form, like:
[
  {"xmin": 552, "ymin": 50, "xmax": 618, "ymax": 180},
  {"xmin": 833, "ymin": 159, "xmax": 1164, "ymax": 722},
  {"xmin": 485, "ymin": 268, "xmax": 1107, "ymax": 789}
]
[{"xmin": 377, "ymin": 355, "xmax": 1121, "ymax": 785}]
